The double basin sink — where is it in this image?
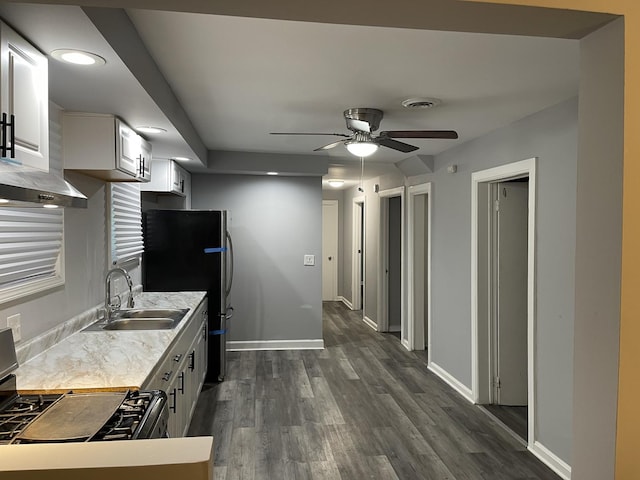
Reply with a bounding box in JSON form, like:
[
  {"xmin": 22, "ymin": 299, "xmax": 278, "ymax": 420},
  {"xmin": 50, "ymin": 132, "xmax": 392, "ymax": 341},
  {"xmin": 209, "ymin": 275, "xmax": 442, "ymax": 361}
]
[{"xmin": 84, "ymin": 308, "xmax": 190, "ymax": 331}]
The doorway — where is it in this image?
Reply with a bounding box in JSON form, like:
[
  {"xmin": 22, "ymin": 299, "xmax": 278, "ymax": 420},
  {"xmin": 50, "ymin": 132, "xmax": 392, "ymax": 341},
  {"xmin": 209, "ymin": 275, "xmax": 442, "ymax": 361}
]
[
  {"xmin": 407, "ymin": 183, "xmax": 431, "ymax": 363},
  {"xmin": 472, "ymin": 158, "xmax": 536, "ymax": 447},
  {"xmin": 378, "ymin": 187, "xmax": 405, "ymax": 339},
  {"xmin": 486, "ymin": 179, "xmax": 529, "ymax": 440},
  {"xmin": 322, "ymin": 200, "xmax": 338, "ymax": 301},
  {"xmin": 351, "ymin": 197, "xmax": 365, "ymax": 311}
]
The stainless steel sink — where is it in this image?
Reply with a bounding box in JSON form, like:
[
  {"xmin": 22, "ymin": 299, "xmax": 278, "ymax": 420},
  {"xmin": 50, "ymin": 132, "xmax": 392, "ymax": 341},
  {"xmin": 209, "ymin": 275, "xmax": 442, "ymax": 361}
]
[{"xmin": 84, "ymin": 308, "xmax": 189, "ymax": 331}]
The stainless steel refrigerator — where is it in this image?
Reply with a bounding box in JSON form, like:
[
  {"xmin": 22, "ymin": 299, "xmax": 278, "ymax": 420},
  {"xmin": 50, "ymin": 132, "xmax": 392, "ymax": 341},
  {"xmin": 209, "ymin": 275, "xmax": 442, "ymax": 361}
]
[{"xmin": 142, "ymin": 209, "xmax": 233, "ymax": 382}]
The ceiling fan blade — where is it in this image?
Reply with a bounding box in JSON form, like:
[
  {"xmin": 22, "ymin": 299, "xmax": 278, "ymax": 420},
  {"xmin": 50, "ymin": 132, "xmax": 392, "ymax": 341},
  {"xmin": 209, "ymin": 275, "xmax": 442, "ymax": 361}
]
[
  {"xmin": 270, "ymin": 132, "xmax": 351, "ymax": 137},
  {"xmin": 314, "ymin": 139, "xmax": 347, "ymax": 151},
  {"xmin": 345, "ymin": 118, "xmax": 371, "ymax": 133},
  {"xmin": 377, "ymin": 137, "xmax": 419, "ymax": 153},
  {"xmin": 380, "ymin": 130, "xmax": 459, "ymax": 139}
]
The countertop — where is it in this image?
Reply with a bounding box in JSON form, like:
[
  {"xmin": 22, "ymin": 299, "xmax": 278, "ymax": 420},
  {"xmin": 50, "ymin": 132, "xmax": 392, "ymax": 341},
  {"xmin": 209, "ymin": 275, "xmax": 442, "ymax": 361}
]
[
  {"xmin": 0, "ymin": 436, "xmax": 214, "ymax": 480},
  {"xmin": 14, "ymin": 291, "xmax": 207, "ymax": 394}
]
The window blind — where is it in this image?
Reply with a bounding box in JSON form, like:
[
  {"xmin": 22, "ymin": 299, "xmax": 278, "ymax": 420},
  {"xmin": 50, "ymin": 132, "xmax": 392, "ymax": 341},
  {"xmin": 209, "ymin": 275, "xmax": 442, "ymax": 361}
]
[
  {"xmin": 0, "ymin": 207, "xmax": 64, "ymax": 300},
  {"xmin": 108, "ymin": 183, "xmax": 143, "ymax": 265}
]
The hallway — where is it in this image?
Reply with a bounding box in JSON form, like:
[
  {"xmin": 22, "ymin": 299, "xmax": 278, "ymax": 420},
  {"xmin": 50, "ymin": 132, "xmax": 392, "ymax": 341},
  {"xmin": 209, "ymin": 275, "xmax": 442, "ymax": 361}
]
[{"xmin": 188, "ymin": 301, "xmax": 560, "ymax": 479}]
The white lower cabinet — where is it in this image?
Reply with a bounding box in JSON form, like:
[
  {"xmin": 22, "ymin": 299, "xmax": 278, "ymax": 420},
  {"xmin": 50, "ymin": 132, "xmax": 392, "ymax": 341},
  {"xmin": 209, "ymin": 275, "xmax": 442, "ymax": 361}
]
[{"xmin": 145, "ymin": 297, "xmax": 208, "ymax": 437}]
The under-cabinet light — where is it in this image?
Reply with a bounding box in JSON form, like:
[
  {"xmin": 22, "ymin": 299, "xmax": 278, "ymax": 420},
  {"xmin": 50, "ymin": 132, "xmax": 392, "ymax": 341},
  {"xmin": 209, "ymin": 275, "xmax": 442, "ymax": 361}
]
[{"xmin": 136, "ymin": 126, "xmax": 167, "ymax": 135}]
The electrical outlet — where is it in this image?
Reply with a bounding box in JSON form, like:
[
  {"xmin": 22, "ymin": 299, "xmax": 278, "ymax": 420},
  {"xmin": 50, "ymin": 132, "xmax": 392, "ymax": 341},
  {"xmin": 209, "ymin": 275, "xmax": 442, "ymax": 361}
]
[
  {"xmin": 7, "ymin": 313, "xmax": 21, "ymax": 342},
  {"xmin": 303, "ymin": 254, "xmax": 315, "ymax": 266}
]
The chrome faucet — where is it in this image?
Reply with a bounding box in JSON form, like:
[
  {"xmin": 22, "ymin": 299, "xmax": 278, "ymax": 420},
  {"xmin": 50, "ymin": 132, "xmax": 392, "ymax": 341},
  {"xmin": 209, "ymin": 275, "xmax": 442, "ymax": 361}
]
[{"xmin": 104, "ymin": 267, "xmax": 135, "ymax": 322}]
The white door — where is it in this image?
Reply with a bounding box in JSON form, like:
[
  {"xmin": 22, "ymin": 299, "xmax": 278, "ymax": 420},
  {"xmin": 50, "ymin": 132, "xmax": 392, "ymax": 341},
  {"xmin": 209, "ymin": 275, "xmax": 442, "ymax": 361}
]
[
  {"xmin": 495, "ymin": 181, "xmax": 529, "ymax": 405},
  {"xmin": 322, "ymin": 201, "xmax": 339, "ymax": 301}
]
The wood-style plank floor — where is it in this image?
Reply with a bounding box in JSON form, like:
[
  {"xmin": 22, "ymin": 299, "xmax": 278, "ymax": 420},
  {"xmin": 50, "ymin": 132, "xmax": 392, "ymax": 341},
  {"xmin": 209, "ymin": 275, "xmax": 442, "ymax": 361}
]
[{"xmin": 188, "ymin": 301, "xmax": 560, "ymax": 480}]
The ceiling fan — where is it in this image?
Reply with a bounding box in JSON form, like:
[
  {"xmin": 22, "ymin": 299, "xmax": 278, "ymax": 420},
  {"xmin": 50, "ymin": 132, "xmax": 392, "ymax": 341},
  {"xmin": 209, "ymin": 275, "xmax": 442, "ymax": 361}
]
[{"xmin": 271, "ymin": 107, "xmax": 458, "ymax": 157}]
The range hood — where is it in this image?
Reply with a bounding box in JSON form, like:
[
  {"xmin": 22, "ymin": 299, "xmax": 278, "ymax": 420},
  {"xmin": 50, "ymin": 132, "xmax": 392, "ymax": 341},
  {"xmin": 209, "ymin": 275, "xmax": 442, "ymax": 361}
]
[{"xmin": 0, "ymin": 158, "xmax": 87, "ymax": 208}]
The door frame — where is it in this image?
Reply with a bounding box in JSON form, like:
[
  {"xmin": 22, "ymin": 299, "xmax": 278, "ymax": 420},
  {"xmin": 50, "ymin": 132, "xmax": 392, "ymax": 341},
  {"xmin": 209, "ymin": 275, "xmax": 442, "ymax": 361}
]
[
  {"xmin": 351, "ymin": 195, "xmax": 365, "ymax": 312},
  {"xmin": 471, "ymin": 157, "xmax": 537, "ymax": 448},
  {"xmin": 322, "ymin": 200, "xmax": 339, "ymax": 301},
  {"xmin": 378, "ymin": 186, "xmax": 405, "ymax": 338},
  {"xmin": 407, "ymin": 182, "xmax": 432, "ymax": 360}
]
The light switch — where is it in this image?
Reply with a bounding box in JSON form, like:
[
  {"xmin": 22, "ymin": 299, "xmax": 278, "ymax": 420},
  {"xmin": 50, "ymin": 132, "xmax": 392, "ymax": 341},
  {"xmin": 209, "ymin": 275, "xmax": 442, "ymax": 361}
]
[{"xmin": 303, "ymin": 254, "xmax": 315, "ymax": 266}]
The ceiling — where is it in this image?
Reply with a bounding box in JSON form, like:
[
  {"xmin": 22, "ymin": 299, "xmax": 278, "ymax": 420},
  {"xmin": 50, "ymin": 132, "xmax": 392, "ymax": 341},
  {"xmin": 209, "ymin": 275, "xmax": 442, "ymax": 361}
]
[{"xmin": 0, "ymin": 2, "xmax": 596, "ymax": 189}]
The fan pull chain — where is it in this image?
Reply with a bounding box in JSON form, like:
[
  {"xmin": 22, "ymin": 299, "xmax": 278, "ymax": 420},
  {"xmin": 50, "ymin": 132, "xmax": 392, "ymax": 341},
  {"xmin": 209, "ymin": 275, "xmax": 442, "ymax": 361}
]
[{"xmin": 358, "ymin": 155, "xmax": 365, "ymax": 192}]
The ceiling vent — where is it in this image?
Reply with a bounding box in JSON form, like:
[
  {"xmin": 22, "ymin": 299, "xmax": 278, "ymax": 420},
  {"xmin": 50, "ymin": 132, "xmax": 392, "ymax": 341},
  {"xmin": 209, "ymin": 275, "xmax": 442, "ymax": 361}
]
[{"xmin": 401, "ymin": 97, "xmax": 442, "ymax": 109}]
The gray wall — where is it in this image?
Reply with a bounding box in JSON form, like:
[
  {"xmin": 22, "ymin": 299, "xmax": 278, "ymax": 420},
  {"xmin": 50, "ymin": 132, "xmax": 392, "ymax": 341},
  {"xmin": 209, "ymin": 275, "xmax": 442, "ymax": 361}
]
[
  {"xmin": 572, "ymin": 18, "xmax": 623, "ymax": 480},
  {"xmin": 192, "ymin": 174, "xmax": 323, "ymax": 343},
  {"xmin": 427, "ymin": 98, "xmax": 578, "ymax": 463}
]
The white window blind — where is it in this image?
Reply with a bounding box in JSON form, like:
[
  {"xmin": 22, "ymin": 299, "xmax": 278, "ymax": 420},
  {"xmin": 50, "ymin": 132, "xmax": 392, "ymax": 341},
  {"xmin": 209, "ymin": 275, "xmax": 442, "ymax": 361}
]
[
  {"xmin": 108, "ymin": 183, "xmax": 143, "ymax": 265},
  {"xmin": 0, "ymin": 207, "xmax": 64, "ymax": 303}
]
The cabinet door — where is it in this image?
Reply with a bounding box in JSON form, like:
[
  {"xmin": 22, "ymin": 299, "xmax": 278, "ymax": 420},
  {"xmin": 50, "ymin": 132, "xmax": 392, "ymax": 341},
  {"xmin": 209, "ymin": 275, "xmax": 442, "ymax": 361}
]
[
  {"xmin": 116, "ymin": 120, "xmax": 140, "ymax": 176},
  {"xmin": 139, "ymin": 137, "xmax": 152, "ymax": 182},
  {"xmin": 183, "ymin": 171, "xmax": 192, "ymax": 208},
  {"xmin": 170, "ymin": 162, "xmax": 187, "ymax": 196},
  {"xmin": 0, "ymin": 22, "xmax": 48, "ymax": 171}
]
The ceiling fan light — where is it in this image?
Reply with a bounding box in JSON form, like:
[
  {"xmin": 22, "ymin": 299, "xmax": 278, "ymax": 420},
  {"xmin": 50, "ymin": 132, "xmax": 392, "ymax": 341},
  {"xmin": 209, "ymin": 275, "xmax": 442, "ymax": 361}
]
[
  {"xmin": 346, "ymin": 141, "xmax": 378, "ymax": 157},
  {"xmin": 328, "ymin": 179, "xmax": 344, "ymax": 188}
]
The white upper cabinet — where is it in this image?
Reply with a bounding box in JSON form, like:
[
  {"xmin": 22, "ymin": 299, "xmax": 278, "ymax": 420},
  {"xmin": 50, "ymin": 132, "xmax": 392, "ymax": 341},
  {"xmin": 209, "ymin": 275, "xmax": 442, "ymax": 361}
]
[
  {"xmin": 0, "ymin": 21, "xmax": 49, "ymax": 171},
  {"xmin": 141, "ymin": 159, "xmax": 190, "ymax": 196},
  {"xmin": 63, "ymin": 112, "xmax": 152, "ymax": 182}
]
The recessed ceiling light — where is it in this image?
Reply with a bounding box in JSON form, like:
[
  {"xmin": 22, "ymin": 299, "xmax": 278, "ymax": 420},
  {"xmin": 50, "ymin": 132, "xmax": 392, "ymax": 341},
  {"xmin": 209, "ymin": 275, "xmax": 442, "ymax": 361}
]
[
  {"xmin": 267, "ymin": 172, "xmax": 278, "ymax": 176},
  {"xmin": 172, "ymin": 156, "xmax": 192, "ymax": 162},
  {"xmin": 136, "ymin": 126, "xmax": 167, "ymax": 134},
  {"xmin": 51, "ymin": 49, "xmax": 106, "ymax": 66},
  {"xmin": 328, "ymin": 180, "xmax": 344, "ymax": 188}
]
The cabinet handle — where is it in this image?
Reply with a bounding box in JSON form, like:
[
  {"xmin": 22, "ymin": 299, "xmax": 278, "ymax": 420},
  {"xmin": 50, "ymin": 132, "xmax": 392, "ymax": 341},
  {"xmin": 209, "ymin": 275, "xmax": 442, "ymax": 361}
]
[
  {"xmin": 202, "ymin": 324, "xmax": 207, "ymax": 341},
  {"xmin": 178, "ymin": 372, "xmax": 185, "ymax": 394},
  {"xmin": 1, "ymin": 113, "xmax": 7, "ymax": 157},
  {"xmin": 189, "ymin": 351, "xmax": 195, "ymax": 372},
  {"xmin": 180, "ymin": 179, "xmax": 185, "ymax": 193},
  {"xmin": 169, "ymin": 388, "xmax": 177, "ymax": 413},
  {"xmin": 162, "ymin": 370, "xmax": 173, "ymax": 382},
  {"xmin": 173, "ymin": 353, "xmax": 183, "ymax": 363},
  {"xmin": 9, "ymin": 114, "xmax": 14, "ymax": 159}
]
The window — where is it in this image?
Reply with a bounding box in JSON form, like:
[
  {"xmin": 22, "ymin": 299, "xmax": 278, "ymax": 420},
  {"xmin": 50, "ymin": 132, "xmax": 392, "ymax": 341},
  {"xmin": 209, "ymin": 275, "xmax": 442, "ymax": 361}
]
[
  {"xmin": 0, "ymin": 207, "xmax": 64, "ymax": 304},
  {"xmin": 108, "ymin": 182, "xmax": 143, "ymax": 265}
]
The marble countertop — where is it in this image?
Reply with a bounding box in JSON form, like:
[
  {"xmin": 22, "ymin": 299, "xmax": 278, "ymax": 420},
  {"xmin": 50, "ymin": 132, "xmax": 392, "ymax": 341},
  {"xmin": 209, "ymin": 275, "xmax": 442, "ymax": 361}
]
[{"xmin": 14, "ymin": 291, "xmax": 207, "ymax": 394}]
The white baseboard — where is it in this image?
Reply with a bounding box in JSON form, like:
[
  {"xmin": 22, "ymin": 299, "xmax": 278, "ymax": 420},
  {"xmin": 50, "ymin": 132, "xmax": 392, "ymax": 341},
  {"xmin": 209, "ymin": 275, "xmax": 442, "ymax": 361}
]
[
  {"xmin": 401, "ymin": 339, "xmax": 411, "ymax": 350},
  {"xmin": 227, "ymin": 339, "xmax": 324, "ymax": 351},
  {"xmin": 529, "ymin": 441, "xmax": 571, "ymax": 480},
  {"xmin": 338, "ymin": 296, "xmax": 353, "ymax": 310},
  {"xmin": 363, "ymin": 315, "xmax": 378, "ymax": 331},
  {"xmin": 428, "ymin": 362, "xmax": 474, "ymax": 404}
]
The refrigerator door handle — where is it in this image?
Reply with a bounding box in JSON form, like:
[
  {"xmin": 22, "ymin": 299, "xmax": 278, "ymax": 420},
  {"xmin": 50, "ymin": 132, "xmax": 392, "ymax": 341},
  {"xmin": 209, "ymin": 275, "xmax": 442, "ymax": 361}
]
[
  {"xmin": 225, "ymin": 230, "xmax": 234, "ymax": 298},
  {"xmin": 224, "ymin": 306, "xmax": 234, "ymax": 320}
]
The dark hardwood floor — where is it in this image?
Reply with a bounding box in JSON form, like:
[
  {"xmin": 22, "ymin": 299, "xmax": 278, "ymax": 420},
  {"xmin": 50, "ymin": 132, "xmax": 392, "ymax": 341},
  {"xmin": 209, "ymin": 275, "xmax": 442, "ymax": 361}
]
[
  {"xmin": 188, "ymin": 301, "xmax": 561, "ymax": 479},
  {"xmin": 482, "ymin": 405, "xmax": 528, "ymax": 442}
]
